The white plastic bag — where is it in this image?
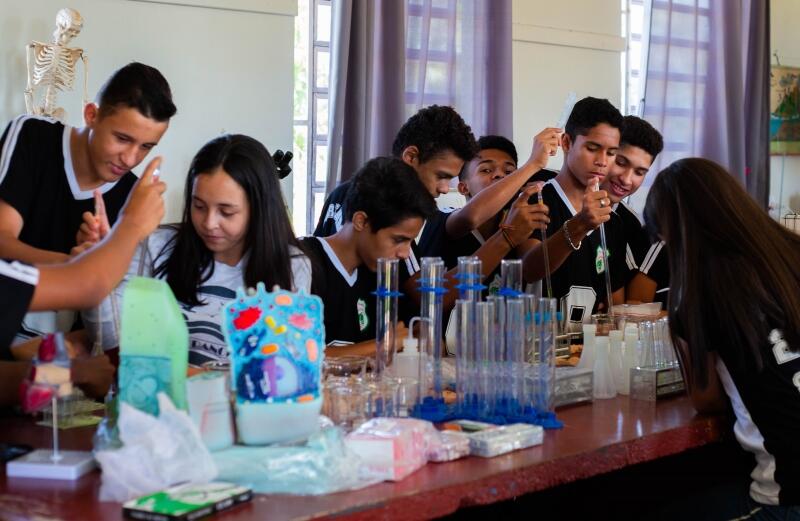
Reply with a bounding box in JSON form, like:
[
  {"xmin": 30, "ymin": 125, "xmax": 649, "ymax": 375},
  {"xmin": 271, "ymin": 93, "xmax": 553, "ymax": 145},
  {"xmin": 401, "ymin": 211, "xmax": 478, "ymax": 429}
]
[
  {"xmin": 213, "ymin": 427, "xmax": 379, "ymax": 495},
  {"xmin": 96, "ymin": 393, "xmax": 217, "ymax": 502}
]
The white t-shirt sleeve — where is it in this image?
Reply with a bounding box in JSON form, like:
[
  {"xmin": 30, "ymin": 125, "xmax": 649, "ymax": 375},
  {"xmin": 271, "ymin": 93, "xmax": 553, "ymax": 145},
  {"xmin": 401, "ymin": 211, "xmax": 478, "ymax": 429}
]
[{"xmin": 290, "ymin": 249, "xmax": 313, "ymax": 293}]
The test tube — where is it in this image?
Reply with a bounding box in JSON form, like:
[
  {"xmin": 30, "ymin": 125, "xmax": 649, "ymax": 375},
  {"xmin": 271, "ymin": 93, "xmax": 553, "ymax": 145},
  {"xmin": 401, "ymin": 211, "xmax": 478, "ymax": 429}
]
[
  {"xmin": 475, "ymin": 300, "xmax": 493, "ymax": 419},
  {"xmin": 414, "ymin": 317, "xmax": 432, "ymax": 411},
  {"xmin": 375, "ymin": 258, "xmax": 399, "ymax": 380},
  {"xmin": 506, "ymin": 297, "xmax": 526, "ymax": 416},
  {"xmin": 454, "ymin": 300, "xmax": 474, "ymax": 414},
  {"xmin": 517, "ymin": 294, "xmax": 538, "ymax": 416},
  {"xmin": 535, "ymin": 298, "xmax": 557, "ymax": 413},
  {"xmin": 639, "ymin": 320, "xmax": 656, "ymax": 367},
  {"xmin": 658, "ymin": 317, "xmax": 678, "ymax": 366},
  {"xmin": 487, "ymin": 295, "xmax": 506, "ymax": 417},
  {"xmin": 420, "ymin": 257, "xmax": 445, "ymax": 400},
  {"xmin": 500, "ymin": 259, "xmax": 523, "ymax": 297},
  {"xmin": 456, "ymin": 256, "xmax": 483, "ymax": 301},
  {"xmin": 654, "ymin": 317, "xmax": 673, "ymax": 367}
]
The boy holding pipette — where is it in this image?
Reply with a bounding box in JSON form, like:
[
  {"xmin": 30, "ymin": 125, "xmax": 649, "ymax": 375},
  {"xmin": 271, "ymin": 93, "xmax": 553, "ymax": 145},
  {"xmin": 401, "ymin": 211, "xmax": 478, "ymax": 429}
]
[
  {"xmin": 418, "ymin": 134, "xmax": 553, "ymax": 295},
  {"xmin": 520, "ymin": 97, "xmax": 627, "ymax": 332}
]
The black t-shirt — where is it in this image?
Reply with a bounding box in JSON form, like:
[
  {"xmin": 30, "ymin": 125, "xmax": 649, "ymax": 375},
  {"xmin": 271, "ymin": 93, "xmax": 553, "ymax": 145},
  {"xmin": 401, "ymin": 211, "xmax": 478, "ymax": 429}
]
[
  {"xmin": 532, "ymin": 180, "xmax": 626, "ymax": 331},
  {"xmin": 418, "ymin": 209, "xmax": 503, "ymax": 295},
  {"xmin": 0, "ymin": 260, "xmax": 38, "ymax": 360},
  {"xmin": 639, "ymin": 240, "xmax": 670, "ymax": 305},
  {"xmin": 614, "ymin": 201, "xmax": 651, "ymax": 285},
  {"xmin": 302, "ymin": 236, "xmax": 377, "ymax": 344},
  {"xmin": 529, "ymin": 168, "xmax": 558, "ymax": 184},
  {"xmin": 417, "ymin": 209, "xmax": 450, "ymax": 262},
  {"xmin": 715, "ymin": 327, "xmax": 800, "ymax": 505},
  {"xmin": 0, "ymin": 115, "xmax": 138, "ymax": 254},
  {"xmin": 314, "ymin": 181, "xmax": 350, "ymax": 238}
]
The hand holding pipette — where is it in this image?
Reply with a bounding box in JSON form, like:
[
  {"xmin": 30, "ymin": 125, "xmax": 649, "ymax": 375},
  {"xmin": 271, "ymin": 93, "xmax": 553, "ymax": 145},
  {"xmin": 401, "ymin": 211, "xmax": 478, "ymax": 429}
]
[
  {"xmin": 532, "ymin": 92, "xmax": 577, "ymax": 298},
  {"xmin": 501, "ymin": 184, "xmax": 549, "ymax": 250},
  {"xmin": 591, "ymin": 178, "xmax": 616, "ymax": 313},
  {"xmin": 524, "ymin": 127, "xmax": 562, "ymax": 174}
]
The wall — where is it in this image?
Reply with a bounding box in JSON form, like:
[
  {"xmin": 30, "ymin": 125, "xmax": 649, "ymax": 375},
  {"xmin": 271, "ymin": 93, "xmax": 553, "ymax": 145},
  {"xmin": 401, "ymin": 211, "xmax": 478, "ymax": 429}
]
[
  {"xmin": 769, "ymin": 0, "xmax": 800, "ymax": 220},
  {"xmin": 511, "ymin": 0, "xmax": 623, "ymax": 168},
  {"xmin": 0, "ymin": 0, "xmax": 295, "ymax": 222}
]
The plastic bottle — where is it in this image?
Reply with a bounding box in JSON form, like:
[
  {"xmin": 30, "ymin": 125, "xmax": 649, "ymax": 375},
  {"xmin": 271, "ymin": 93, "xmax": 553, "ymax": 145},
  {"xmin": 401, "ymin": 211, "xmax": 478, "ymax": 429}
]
[{"xmin": 118, "ymin": 277, "xmax": 189, "ymax": 415}]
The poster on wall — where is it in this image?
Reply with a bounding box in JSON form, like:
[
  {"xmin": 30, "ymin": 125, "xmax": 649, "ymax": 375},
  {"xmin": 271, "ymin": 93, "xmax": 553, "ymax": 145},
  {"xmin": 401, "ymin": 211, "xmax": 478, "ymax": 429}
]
[{"xmin": 771, "ymin": 65, "xmax": 800, "ymax": 155}]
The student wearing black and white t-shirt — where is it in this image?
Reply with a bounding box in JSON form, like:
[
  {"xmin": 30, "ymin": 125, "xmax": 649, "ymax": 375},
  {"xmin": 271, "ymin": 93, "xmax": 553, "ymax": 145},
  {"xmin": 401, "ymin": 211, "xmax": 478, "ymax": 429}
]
[
  {"xmin": 0, "ymin": 62, "xmax": 176, "ymax": 340},
  {"xmin": 520, "ymin": 97, "xmax": 626, "ymax": 331},
  {"xmin": 630, "ymin": 240, "xmax": 670, "ymax": 306},
  {"xmin": 597, "ymin": 115, "xmax": 664, "ymax": 291},
  {"xmin": 303, "ymin": 157, "xmax": 437, "ymax": 355},
  {"xmin": 313, "ymin": 106, "xmax": 476, "ymax": 321},
  {"xmin": 646, "ymin": 158, "xmax": 800, "ymax": 515},
  {"xmin": 0, "ymin": 161, "xmax": 165, "ymax": 407},
  {"xmin": 84, "ymin": 135, "xmax": 311, "ymax": 367},
  {"xmin": 0, "ymin": 62, "xmax": 175, "ymax": 263},
  {"xmin": 418, "ymin": 134, "xmax": 553, "ymax": 300}
]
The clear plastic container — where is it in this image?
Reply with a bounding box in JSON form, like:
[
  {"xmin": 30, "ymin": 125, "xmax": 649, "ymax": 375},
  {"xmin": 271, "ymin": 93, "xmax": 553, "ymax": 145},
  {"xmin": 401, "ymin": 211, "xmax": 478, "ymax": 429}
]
[{"xmin": 467, "ymin": 423, "xmax": 544, "ymax": 458}]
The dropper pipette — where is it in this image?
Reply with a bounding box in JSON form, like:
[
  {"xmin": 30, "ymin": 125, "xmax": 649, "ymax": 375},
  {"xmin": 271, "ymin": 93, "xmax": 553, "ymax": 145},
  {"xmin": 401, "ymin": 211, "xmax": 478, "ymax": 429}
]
[{"xmin": 593, "ymin": 180, "xmax": 615, "ymax": 314}]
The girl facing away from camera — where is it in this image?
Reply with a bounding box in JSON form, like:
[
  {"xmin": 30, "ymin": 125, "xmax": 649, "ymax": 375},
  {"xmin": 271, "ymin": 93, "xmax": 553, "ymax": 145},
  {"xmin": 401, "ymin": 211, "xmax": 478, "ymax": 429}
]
[{"xmin": 644, "ymin": 157, "xmax": 800, "ymax": 519}]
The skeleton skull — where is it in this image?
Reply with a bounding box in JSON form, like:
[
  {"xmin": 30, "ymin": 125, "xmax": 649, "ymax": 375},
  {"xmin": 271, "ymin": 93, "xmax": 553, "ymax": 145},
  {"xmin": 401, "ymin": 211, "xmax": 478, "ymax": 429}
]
[{"xmin": 53, "ymin": 8, "xmax": 83, "ymax": 45}]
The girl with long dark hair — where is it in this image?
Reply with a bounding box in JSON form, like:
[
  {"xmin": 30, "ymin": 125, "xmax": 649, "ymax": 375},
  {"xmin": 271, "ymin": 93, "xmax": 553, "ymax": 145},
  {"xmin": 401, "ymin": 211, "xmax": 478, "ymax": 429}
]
[
  {"xmin": 84, "ymin": 134, "xmax": 310, "ymax": 366},
  {"xmin": 644, "ymin": 157, "xmax": 800, "ymax": 517}
]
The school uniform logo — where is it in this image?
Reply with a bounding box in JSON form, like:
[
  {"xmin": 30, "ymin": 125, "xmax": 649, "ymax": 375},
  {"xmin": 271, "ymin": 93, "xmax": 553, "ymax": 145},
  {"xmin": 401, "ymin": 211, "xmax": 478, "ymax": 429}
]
[
  {"xmin": 595, "ymin": 246, "xmax": 610, "ymax": 274},
  {"xmin": 357, "ymin": 298, "xmax": 369, "ymax": 332},
  {"xmin": 487, "ymin": 274, "xmax": 502, "ymax": 295}
]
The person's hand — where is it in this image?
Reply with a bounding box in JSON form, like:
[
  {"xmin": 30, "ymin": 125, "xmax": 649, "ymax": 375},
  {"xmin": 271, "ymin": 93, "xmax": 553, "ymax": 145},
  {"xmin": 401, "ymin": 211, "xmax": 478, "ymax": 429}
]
[
  {"xmin": 394, "ymin": 321, "xmax": 408, "ymax": 352},
  {"xmin": 70, "ymin": 354, "xmax": 115, "ymax": 399},
  {"xmin": 502, "ymin": 183, "xmax": 550, "ymax": 247},
  {"xmin": 117, "ymin": 157, "xmax": 166, "ymax": 241},
  {"xmin": 524, "ymin": 127, "xmax": 562, "ymax": 170},
  {"xmin": 69, "ymin": 241, "xmax": 95, "ymax": 258},
  {"xmin": 75, "ymin": 190, "xmax": 111, "ymax": 246},
  {"xmin": 574, "ymin": 177, "xmax": 612, "ymax": 232}
]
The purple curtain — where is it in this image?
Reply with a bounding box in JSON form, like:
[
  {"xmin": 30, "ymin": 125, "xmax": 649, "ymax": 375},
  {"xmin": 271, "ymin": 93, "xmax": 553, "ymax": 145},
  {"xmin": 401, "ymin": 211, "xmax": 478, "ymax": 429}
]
[
  {"xmin": 326, "ymin": 0, "xmax": 513, "ymax": 190},
  {"xmin": 326, "ymin": 0, "xmax": 406, "ymax": 190},
  {"xmin": 405, "ymin": 0, "xmax": 513, "ymax": 138},
  {"xmin": 642, "ymin": 0, "xmax": 770, "ymax": 206}
]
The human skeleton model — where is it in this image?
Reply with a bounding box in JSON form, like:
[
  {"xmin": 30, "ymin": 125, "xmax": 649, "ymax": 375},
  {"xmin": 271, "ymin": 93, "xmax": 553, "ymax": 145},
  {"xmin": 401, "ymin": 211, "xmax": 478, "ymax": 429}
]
[{"xmin": 25, "ymin": 8, "xmax": 88, "ymax": 122}]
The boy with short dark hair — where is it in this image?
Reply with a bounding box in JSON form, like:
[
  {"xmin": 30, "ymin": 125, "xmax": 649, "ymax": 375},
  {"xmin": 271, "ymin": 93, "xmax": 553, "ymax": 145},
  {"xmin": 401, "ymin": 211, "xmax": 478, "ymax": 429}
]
[
  {"xmin": 520, "ymin": 97, "xmax": 627, "ymax": 331},
  {"xmin": 0, "ymin": 160, "xmax": 166, "ymax": 407},
  {"xmin": 601, "ymin": 116, "xmax": 667, "ymax": 304},
  {"xmin": 303, "ymin": 157, "xmax": 438, "ymax": 355},
  {"xmin": 0, "ymin": 61, "xmax": 176, "ymax": 341},
  {"xmin": 315, "ymin": 105, "xmax": 478, "ymax": 320},
  {"xmin": 419, "ymin": 135, "xmax": 550, "ymax": 295},
  {"xmin": 314, "ymin": 105, "xmax": 477, "ymax": 237},
  {"xmin": 0, "ymin": 61, "xmax": 176, "ymax": 265}
]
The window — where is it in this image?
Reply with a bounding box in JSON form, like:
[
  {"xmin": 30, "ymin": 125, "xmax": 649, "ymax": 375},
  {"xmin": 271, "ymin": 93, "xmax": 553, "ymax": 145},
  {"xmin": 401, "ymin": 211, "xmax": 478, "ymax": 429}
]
[
  {"xmin": 642, "ymin": 0, "xmax": 710, "ymax": 166},
  {"xmin": 293, "ymin": 0, "xmax": 332, "ymax": 235},
  {"xmin": 405, "ymin": 0, "xmax": 458, "ymax": 115},
  {"xmin": 621, "ymin": 0, "xmax": 648, "ymax": 115}
]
